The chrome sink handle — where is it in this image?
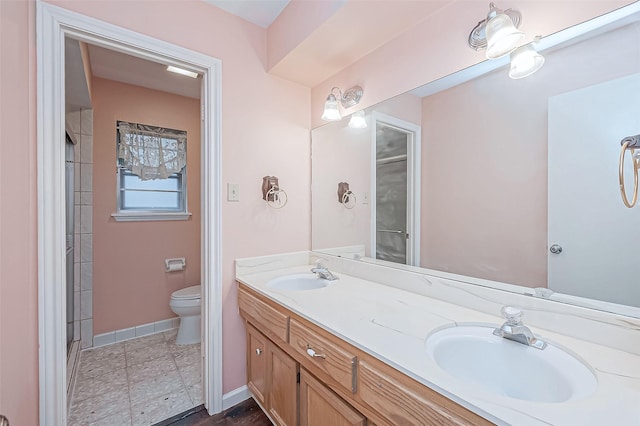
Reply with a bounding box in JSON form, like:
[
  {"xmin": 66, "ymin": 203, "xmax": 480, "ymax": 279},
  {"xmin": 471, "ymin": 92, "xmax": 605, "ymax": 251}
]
[
  {"xmin": 494, "ymin": 306, "xmax": 547, "ymax": 350},
  {"xmin": 502, "ymin": 306, "xmax": 523, "ymax": 325},
  {"xmin": 310, "ymin": 261, "xmax": 339, "ymax": 281}
]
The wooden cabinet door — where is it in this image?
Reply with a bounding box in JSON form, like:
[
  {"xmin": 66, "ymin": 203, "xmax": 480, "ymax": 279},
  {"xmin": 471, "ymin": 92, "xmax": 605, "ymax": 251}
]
[
  {"xmin": 300, "ymin": 369, "xmax": 365, "ymax": 426},
  {"xmin": 268, "ymin": 342, "xmax": 298, "ymax": 426},
  {"xmin": 247, "ymin": 324, "xmax": 268, "ymax": 407}
]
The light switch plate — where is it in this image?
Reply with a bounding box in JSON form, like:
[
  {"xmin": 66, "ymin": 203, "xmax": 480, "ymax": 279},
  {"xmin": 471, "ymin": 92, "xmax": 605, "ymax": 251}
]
[{"xmin": 227, "ymin": 183, "xmax": 239, "ymax": 201}]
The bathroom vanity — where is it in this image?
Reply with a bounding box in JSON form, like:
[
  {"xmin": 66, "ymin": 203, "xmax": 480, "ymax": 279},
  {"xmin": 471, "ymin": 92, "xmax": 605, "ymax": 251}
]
[
  {"xmin": 236, "ymin": 252, "xmax": 640, "ymax": 426},
  {"xmin": 238, "ymin": 283, "xmax": 490, "ymax": 425}
]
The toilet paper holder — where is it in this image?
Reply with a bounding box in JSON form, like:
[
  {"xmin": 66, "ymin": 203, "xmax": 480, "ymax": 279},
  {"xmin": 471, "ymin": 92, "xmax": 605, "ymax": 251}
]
[{"xmin": 165, "ymin": 257, "xmax": 186, "ymax": 272}]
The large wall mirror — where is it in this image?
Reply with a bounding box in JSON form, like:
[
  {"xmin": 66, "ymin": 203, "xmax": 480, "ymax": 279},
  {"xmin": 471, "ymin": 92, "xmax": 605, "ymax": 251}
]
[{"xmin": 311, "ymin": 4, "xmax": 640, "ymax": 318}]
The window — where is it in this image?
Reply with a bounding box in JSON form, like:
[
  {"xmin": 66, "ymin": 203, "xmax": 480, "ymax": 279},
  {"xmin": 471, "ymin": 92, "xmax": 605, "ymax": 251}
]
[{"xmin": 112, "ymin": 121, "xmax": 191, "ymax": 221}]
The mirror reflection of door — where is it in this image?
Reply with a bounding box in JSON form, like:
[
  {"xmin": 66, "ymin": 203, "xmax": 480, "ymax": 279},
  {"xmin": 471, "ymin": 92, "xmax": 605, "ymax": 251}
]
[
  {"xmin": 373, "ymin": 114, "xmax": 420, "ymax": 266},
  {"xmin": 548, "ymin": 73, "xmax": 640, "ymax": 307}
]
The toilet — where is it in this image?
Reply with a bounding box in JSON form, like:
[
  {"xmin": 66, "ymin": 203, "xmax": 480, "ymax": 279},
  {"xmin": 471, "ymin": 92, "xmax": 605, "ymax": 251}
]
[{"xmin": 169, "ymin": 285, "xmax": 201, "ymax": 345}]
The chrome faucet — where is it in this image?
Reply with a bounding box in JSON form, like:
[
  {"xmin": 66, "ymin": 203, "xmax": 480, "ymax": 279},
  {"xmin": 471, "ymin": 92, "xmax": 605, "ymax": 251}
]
[
  {"xmin": 493, "ymin": 306, "xmax": 547, "ymax": 350},
  {"xmin": 310, "ymin": 262, "xmax": 339, "ymax": 281}
]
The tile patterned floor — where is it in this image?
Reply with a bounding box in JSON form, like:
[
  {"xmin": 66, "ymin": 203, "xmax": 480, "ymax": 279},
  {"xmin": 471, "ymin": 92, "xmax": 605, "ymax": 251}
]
[{"xmin": 69, "ymin": 329, "xmax": 202, "ymax": 426}]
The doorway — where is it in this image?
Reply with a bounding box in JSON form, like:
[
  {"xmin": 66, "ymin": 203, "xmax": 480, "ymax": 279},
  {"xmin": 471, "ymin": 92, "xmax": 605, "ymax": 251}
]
[
  {"xmin": 371, "ymin": 113, "xmax": 421, "ymax": 266},
  {"xmin": 37, "ymin": 4, "xmax": 222, "ymax": 424}
]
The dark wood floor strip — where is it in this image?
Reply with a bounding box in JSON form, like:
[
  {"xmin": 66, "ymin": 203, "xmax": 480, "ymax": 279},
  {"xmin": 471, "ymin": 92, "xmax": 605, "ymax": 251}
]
[{"xmin": 157, "ymin": 397, "xmax": 272, "ymax": 426}]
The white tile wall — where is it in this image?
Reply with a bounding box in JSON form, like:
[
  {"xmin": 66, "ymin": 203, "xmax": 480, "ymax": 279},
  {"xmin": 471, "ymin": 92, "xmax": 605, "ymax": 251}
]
[
  {"xmin": 80, "ymin": 234, "xmax": 92, "ymax": 263},
  {"xmin": 80, "ymin": 134, "xmax": 93, "ymax": 164},
  {"xmin": 70, "ymin": 108, "xmax": 94, "ymax": 348},
  {"xmin": 81, "ymin": 319, "xmax": 93, "ymax": 349},
  {"xmin": 80, "ymin": 262, "xmax": 92, "ymax": 291}
]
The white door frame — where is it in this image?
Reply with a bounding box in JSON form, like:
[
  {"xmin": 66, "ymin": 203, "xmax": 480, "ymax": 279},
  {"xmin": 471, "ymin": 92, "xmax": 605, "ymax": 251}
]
[
  {"xmin": 370, "ymin": 112, "xmax": 421, "ymax": 266},
  {"xmin": 36, "ymin": 3, "xmax": 223, "ymax": 424}
]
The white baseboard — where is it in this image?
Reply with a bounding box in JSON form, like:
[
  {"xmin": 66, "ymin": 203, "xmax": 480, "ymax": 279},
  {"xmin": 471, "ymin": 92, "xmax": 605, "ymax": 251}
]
[
  {"xmin": 222, "ymin": 385, "xmax": 250, "ymax": 410},
  {"xmin": 92, "ymin": 317, "xmax": 180, "ymax": 347}
]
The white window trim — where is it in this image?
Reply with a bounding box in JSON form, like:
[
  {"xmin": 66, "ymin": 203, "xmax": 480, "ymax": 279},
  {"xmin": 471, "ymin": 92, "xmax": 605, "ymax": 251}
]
[
  {"xmin": 111, "ymin": 211, "xmax": 192, "ymax": 222},
  {"xmin": 115, "ymin": 123, "xmax": 189, "ymax": 218}
]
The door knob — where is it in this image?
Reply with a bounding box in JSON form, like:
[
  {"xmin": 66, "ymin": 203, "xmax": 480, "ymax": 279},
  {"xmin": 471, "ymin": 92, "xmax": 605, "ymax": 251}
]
[{"xmin": 549, "ymin": 244, "xmax": 563, "ymax": 254}]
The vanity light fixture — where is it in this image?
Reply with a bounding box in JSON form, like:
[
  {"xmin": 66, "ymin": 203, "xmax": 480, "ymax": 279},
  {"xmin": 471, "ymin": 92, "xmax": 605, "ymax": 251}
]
[
  {"xmin": 321, "ymin": 85, "xmax": 364, "ymax": 121},
  {"xmin": 469, "ymin": 3, "xmax": 524, "ymax": 59},
  {"xmin": 348, "ymin": 110, "xmax": 367, "ymax": 128},
  {"xmin": 509, "ymin": 39, "xmax": 545, "ymax": 79},
  {"xmin": 166, "ymin": 65, "xmax": 199, "ymax": 79}
]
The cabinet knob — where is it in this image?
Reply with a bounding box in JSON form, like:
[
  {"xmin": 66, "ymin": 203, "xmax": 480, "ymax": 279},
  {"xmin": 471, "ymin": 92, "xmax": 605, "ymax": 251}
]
[
  {"xmin": 306, "ymin": 346, "xmax": 326, "ymax": 359},
  {"xmin": 255, "ymin": 348, "xmax": 262, "ymax": 356}
]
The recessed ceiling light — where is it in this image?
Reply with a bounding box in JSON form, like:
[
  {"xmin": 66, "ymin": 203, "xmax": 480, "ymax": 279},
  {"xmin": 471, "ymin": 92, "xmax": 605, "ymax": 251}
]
[{"xmin": 166, "ymin": 66, "xmax": 198, "ymax": 79}]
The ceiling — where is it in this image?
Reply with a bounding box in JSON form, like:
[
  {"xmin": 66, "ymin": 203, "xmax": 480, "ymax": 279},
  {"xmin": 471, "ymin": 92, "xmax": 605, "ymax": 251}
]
[
  {"xmin": 87, "ymin": 44, "xmax": 201, "ymax": 99},
  {"xmin": 203, "ymin": 0, "xmax": 290, "ymax": 28},
  {"xmin": 64, "ymin": 1, "xmax": 452, "ymax": 102}
]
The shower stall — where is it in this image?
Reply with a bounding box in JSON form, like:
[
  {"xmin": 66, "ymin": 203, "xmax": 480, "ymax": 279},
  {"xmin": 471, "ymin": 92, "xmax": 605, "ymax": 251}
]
[{"xmin": 65, "ymin": 134, "xmax": 75, "ymax": 348}]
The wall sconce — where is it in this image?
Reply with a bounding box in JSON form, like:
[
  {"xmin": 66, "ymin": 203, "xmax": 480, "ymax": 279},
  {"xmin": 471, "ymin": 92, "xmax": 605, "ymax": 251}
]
[
  {"xmin": 321, "ymin": 85, "xmax": 364, "ymax": 121},
  {"xmin": 348, "ymin": 110, "xmax": 367, "ymax": 128},
  {"xmin": 337, "ymin": 182, "xmax": 356, "ymax": 209},
  {"xmin": 469, "ymin": 3, "xmax": 524, "ymax": 59},
  {"xmin": 509, "ymin": 38, "xmax": 545, "ymax": 79},
  {"xmin": 262, "ymin": 176, "xmax": 288, "ymax": 209},
  {"xmin": 619, "ymin": 134, "xmax": 640, "ymax": 208}
]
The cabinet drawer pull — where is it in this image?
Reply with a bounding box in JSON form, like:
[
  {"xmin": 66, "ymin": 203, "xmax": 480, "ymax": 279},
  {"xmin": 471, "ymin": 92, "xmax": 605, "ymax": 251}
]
[
  {"xmin": 256, "ymin": 348, "xmax": 263, "ymax": 355},
  {"xmin": 306, "ymin": 345, "xmax": 326, "ymax": 359}
]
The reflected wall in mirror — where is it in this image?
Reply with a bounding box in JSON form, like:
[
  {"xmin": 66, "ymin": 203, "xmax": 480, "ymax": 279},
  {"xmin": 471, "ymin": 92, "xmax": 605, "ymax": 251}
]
[{"xmin": 311, "ymin": 4, "xmax": 640, "ymax": 316}]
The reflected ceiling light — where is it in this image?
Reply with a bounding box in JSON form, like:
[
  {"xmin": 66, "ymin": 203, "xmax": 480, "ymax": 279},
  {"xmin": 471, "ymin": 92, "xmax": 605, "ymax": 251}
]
[
  {"xmin": 321, "ymin": 85, "xmax": 364, "ymax": 121},
  {"xmin": 348, "ymin": 110, "xmax": 367, "ymax": 128},
  {"xmin": 166, "ymin": 65, "xmax": 199, "ymax": 78},
  {"xmin": 509, "ymin": 39, "xmax": 545, "ymax": 79},
  {"xmin": 469, "ymin": 3, "xmax": 524, "ymax": 59}
]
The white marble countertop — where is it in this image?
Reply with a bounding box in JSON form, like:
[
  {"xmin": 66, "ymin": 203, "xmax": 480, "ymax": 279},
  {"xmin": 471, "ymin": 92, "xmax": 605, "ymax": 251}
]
[{"xmin": 237, "ymin": 264, "xmax": 640, "ymax": 426}]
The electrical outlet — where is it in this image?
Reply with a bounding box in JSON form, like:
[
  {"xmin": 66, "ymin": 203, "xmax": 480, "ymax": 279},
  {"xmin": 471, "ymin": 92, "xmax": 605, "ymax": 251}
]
[{"xmin": 227, "ymin": 183, "xmax": 240, "ymax": 201}]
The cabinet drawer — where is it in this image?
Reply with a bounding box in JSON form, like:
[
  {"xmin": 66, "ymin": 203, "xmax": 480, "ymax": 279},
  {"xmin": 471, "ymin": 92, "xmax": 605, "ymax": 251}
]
[
  {"xmin": 238, "ymin": 287, "xmax": 289, "ymax": 342},
  {"xmin": 359, "ymin": 360, "xmax": 481, "ymax": 426},
  {"xmin": 289, "ymin": 319, "xmax": 357, "ymax": 394}
]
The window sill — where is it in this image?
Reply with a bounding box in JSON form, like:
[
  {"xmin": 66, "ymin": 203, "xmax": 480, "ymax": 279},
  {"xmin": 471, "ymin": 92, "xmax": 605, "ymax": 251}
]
[{"xmin": 111, "ymin": 212, "xmax": 192, "ymax": 222}]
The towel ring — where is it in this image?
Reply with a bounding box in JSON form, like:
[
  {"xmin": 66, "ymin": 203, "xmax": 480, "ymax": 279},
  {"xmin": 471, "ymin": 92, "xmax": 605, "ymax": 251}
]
[
  {"xmin": 619, "ymin": 140, "xmax": 639, "ymax": 208},
  {"xmin": 341, "ymin": 190, "xmax": 356, "ymax": 209},
  {"xmin": 266, "ymin": 187, "xmax": 288, "ymax": 209}
]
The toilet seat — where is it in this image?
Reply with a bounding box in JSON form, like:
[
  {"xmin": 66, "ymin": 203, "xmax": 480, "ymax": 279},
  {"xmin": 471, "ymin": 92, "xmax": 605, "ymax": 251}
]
[{"xmin": 171, "ymin": 285, "xmax": 201, "ymax": 300}]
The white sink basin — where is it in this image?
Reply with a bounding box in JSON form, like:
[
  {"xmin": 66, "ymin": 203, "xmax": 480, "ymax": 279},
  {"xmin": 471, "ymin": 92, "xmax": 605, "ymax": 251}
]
[
  {"xmin": 266, "ymin": 274, "xmax": 331, "ymax": 291},
  {"xmin": 425, "ymin": 325, "xmax": 597, "ymax": 403}
]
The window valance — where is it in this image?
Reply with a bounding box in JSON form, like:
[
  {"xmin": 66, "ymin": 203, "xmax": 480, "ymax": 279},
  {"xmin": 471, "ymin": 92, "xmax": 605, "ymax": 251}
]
[{"xmin": 117, "ymin": 121, "xmax": 187, "ymax": 181}]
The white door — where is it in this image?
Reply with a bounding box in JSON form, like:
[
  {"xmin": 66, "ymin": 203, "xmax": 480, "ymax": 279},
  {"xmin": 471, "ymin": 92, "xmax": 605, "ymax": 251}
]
[
  {"xmin": 371, "ymin": 113, "xmax": 421, "ymax": 266},
  {"xmin": 548, "ymin": 73, "xmax": 640, "ymax": 307}
]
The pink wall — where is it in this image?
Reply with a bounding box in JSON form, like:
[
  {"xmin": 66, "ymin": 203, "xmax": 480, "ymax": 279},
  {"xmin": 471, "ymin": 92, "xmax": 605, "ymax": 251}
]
[
  {"xmin": 1, "ymin": 1, "xmax": 310, "ymax": 420},
  {"xmin": 0, "ymin": 1, "xmax": 39, "ymax": 425},
  {"xmin": 45, "ymin": 0, "xmax": 311, "ymax": 396},
  {"xmin": 92, "ymin": 77, "xmax": 201, "ymax": 334},
  {"xmin": 310, "ymin": 0, "xmax": 633, "ymax": 128}
]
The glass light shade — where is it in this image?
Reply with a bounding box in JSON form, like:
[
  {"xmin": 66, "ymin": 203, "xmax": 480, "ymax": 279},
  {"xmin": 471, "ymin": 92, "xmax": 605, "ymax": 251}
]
[
  {"xmin": 485, "ymin": 13, "xmax": 524, "ymax": 59},
  {"xmin": 321, "ymin": 94, "xmax": 341, "ymax": 121},
  {"xmin": 509, "ymin": 44, "xmax": 545, "ymax": 79},
  {"xmin": 348, "ymin": 110, "xmax": 367, "ymax": 128}
]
